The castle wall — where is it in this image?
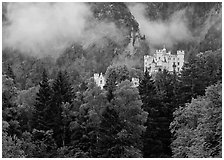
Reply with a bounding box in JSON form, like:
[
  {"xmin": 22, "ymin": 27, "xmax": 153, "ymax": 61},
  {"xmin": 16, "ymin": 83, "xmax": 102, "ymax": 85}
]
[
  {"xmin": 144, "ymin": 47, "xmax": 185, "ymax": 74},
  {"xmin": 94, "ymin": 47, "xmax": 184, "ymax": 89}
]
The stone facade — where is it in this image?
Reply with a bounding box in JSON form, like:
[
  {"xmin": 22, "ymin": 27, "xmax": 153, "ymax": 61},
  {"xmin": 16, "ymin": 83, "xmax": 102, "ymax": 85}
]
[
  {"xmin": 93, "ymin": 73, "xmax": 106, "ymax": 90},
  {"xmin": 93, "ymin": 73, "xmax": 140, "ymax": 89},
  {"xmin": 144, "ymin": 47, "xmax": 184, "ymax": 74},
  {"xmin": 94, "ymin": 47, "xmax": 184, "ymax": 89}
]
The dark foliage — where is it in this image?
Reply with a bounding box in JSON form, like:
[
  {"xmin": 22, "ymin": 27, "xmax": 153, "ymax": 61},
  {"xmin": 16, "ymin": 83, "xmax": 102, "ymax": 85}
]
[
  {"xmin": 2, "ymin": 2, "xmax": 221, "ymax": 158},
  {"xmin": 32, "ymin": 69, "xmax": 52, "ymax": 131},
  {"xmin": 45, "ymin": 71, "xmax": 74, "ymax": 147}
]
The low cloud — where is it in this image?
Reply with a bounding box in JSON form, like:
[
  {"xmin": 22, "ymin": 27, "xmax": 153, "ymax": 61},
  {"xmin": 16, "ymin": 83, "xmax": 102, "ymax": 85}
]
[
  {"xmin": 3, "ymin": 2, "xmax": 124, "ymax": 57},
  {"xmin": 128, "ymin": 3, "xmax": 193, "ymax": 48}
]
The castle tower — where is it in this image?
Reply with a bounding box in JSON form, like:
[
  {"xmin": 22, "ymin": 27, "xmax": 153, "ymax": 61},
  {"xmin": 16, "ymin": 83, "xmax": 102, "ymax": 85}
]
[
  {"xmin": 144, "ymin": 46, "xmax": 185, "ymax": 74},
  {"xmin": 94, "ymin": 73, "xmax": 106, "ymax": 90},
  {"xmin": 176, "ymin": 50, "xmax": 185, "ymax": 72},
  {"xmin": 144, "ymin": 55, "xmax": 152, "ymax": 73}
]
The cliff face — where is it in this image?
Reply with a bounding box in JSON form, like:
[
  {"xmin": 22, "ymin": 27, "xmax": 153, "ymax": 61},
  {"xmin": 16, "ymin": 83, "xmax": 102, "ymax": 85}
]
[
  {"xmin": 2, "ymin": 2, "xmax": 222, "ymax": 78},
  {"xmin": 89, "ymin": 2, "xmax": 221, "ymax": 53}
]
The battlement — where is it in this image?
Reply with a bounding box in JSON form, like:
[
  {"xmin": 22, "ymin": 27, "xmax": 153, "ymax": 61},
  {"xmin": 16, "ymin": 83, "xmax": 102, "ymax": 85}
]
[
  {"xmin": 144, "ymin": 46, "xmax": 185, "ymax": 74},
  {"xmin": 177, "ymin": 50, "xmax": 185, "ymax": 55},
  {"xmin": 155, "ymin": 50, "xmax": 162, "ymax": 53},
  {"xmin": 144, "ymin": 55, "xmax": 151, "ymax": 60},
  {"xmin": 155, "ymin": 49, "xmax": 165, "ymax": 54},
  {"xmin": 93, "ymin": 47, "xmax": 184, "ymax": 89},
  {"xmin": 94, "ymin": 73, "xmax": 99, "ymax": 79}
]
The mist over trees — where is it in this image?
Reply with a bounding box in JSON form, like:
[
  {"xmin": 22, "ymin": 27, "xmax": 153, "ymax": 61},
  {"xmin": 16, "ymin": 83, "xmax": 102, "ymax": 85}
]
[{"xmin": 2, "ymin": 2, "xmax": 222, "ymax": 158}]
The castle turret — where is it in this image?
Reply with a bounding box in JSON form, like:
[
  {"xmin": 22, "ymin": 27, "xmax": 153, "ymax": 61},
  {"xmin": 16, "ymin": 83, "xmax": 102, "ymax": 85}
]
[
  {"xmin": 176, "ymin": 50, "xmax": 185, "ymax": 72},
  {"xmin": 94, "ymin": 73, "xmax": 99, "ymax": 82},
  {"xmin": 162, "ymin": 45, "xmax": 166, "ymax": 54},
  {"xmin": 94, "ymin": 73, "xmax": 106, "ymax": 89},
  {"xmin": 144, "ymin": 46, "xmax": 185, "ymax": 74},
  {"xmin": 144, "ymin": 55, "xmax": 151, "ymax": 72}
]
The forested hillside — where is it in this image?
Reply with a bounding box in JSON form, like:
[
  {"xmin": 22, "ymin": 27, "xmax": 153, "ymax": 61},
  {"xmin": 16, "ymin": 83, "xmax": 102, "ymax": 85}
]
[{"xmin": 2, "ymin": 2, "xmax": 222, "ymax": 158}]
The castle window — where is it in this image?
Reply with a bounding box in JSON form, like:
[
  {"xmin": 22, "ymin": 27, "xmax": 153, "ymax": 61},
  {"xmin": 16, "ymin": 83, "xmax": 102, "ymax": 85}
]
[
  {"xmin": 178, "ymin": 62, "xmax": 180, "ymax": 65},
  {"xmin": 173, "ymin": 58, "xmax": 175, "ymax": 60},
  {"xmin": 178, "ymin": 58, "xmax": 179, "ymax": 60}
]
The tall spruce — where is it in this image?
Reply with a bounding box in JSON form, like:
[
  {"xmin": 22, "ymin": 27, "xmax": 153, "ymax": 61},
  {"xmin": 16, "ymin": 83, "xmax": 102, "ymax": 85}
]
[
  {"xmin": 138, "ymin": 69, "xmax": 157, "ymax": 112},
  {"xmin": 138, "ymin": 70, "xmax": 163, "ymax": 157},
  {"xmin": 139, "ymin": 69, "xmax": 177, "ymax": 157},
  {"xmin": 46, "ymin": 70, "xmax": 74, "ymax": 147},
  {"xmin": 32, "ymin": 69, "xmax": 51, "ymax": 131},
  {"xmin": 97, "ymin": 106, "xmax": 123, "ymax": 157},
  {"xmin": 153, "ymin": 69, "xmax": 177, "ymax": 157}
]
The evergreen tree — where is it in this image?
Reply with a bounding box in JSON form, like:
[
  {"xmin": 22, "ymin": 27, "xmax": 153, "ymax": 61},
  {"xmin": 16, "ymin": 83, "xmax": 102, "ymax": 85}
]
[
  {"xmin": 46, "ymin": 70, "xmax": 74, "ymax": 147},
  {"xmin": 97, "ymin": 105, "xmax": 123, "ymax": 157},
  {"xmin": 51, "ymin": 71, "xmax": 74, "ymax": 105},
  {"xmin": 32, "ymin": 69, "xmax": 51, "ymax": 131},
  {"xmin": 177, "ymin": 49, "xmax": 222, "ymax": 107},
  {"xmin": 140, "ymin": 69, "xmax": 177, "ymax": 157},
  {"xmin": 138, "ymin": 69, "xmax": 157, "ymax": 112},
  {"xmin": 138, "ymin": 70, "xmax": 161, "ymax": 157},
  {"xmin": 153, "ymin": 70, "xmax": 176, "ymax": 157}
]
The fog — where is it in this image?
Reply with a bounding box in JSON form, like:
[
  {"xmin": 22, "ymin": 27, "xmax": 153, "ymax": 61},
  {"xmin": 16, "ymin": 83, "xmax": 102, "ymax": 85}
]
[
  {"xmin": 128, "ymin": 3, "xmax": 193, "ymax": 48},
  {"xmin": 3, "ymin": 3, "xmax": 124, "ymax": 57}
]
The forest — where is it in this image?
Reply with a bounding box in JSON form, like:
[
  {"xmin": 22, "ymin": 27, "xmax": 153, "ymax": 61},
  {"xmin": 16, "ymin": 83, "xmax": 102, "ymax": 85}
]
[{"xmin": 2, "ymin": 2, "xmax": 222, "ymax": 158}]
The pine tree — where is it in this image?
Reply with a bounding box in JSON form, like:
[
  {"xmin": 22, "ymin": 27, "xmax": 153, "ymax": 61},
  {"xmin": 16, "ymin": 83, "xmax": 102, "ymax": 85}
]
[
  {"xmin": 51, "ymin": 71, "xmax": 74, "ymax": 105},
  {"xmin": 177, "ymin": 49, "xmax": 222, "ymax": 107},
  {"xmin": 46, "ymin": 70, "xmax": 74, "ymax": 147},
  {"xmin": 138, "ymin": 70, "xmax": 164, "ymax": 157},
  {"xmin": 97, "ymin": 106, "xmax": 123, "ymax": 157},
  {"xmin": 32, "ymin": 69, "xmax": 51, "ymax": 131},
  {"xmin": 140, "ymin": 69, "xmax": 177, "ymax": 157},
  {"xmin": 138, "ymin": 69, "xmax": 157, "ymax": 112}
]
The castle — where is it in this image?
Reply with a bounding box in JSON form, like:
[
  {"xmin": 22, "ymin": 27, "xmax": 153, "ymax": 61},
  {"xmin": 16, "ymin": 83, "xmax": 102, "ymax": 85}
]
[
  {"xmin": 93, "ymin": 73, "xmax": 139, "ymax": 89},
  {"xmin": 94, "ymin": 46, "xmax": 184, "ymax": 89},
  {"xmin": 93, "ymin": 29, "xmax": 184, "ymax": 89},
  {"xmin": 144, "ymin": 47, "xmax": 185, "ymax": 74}
]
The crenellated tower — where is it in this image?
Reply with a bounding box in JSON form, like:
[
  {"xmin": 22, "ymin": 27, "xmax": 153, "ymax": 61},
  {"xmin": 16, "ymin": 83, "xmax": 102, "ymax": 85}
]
[
  {"xmin": 94, "ymin": 73, "xmax": 106, "ymax": 90},
  {"xmin": 144, "ymin": 46, "xmax": 185, "ymax": 74}
]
